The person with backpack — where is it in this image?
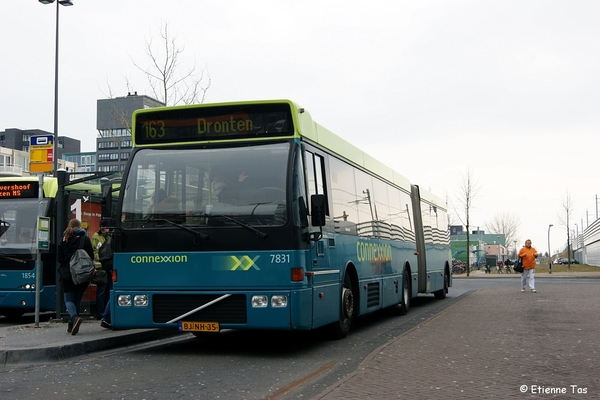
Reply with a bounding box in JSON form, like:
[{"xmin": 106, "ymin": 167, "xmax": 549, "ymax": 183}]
[
  {"xmin": 57, "ymin": 218, "xmax": 94, "ymax": 335},
  {"xmin": 92, "ymin": 220, "xmax": 112, "ymax": 320}
]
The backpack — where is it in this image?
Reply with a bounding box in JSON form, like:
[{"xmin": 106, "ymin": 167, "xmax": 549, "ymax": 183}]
[
  {"xmin": 98, "ymin": 234, "xmax": 113, "ymax": 261},
  {"xmin": 70, "ymin": 236, "xmax": 95, "ymax": 285}
]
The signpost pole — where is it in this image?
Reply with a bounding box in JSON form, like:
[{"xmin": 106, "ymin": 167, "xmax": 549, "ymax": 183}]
[{"xmin": 34, "ymin": 175, "xmax": 44, "ymax": 327}]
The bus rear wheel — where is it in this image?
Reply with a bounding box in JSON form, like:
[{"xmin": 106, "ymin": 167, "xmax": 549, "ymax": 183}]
[
  {"xmin": 434, "ymin": 269, "xmax": 449, "ymax": 300},
  {"xmin": 330, "ymin": 274, "xmax": 354, "ymax": 339}
]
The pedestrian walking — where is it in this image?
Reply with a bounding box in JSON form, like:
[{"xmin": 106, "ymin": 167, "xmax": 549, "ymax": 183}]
[
  {"xmin": 91, "ymin": 221, "xmax": 111, "ymax": 319},
  {"xmin": 57, "ymin": 218, "xmax": 94, "ymax": 335},
  {"xmin": 100, "ymin": 300, "xmax": 112, "ymax": 329},
  {"xmin": 518, "ymin": 239, "xmax": 539, "ymax": 293},
  {"xmin": 95, "ymin": 221, "xmax": 114, "ymax": 331}
]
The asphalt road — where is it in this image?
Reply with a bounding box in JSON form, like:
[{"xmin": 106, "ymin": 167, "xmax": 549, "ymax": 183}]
[{"xmin": 0, "ymin": 278, "xmax": 597, "ymax": 399}]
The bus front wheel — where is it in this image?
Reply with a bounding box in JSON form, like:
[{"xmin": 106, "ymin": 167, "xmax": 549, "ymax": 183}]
[
  {"xmin": 397, "ymin": 272, "xmax": 411, "ymax": 316},
  {"xmin": 330, "ymin": 274, "xmax": 355, "ymax": 339}
]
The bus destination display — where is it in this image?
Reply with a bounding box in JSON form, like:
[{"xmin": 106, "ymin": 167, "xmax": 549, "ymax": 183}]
[
  {"xmin": 0, "ymin": 182, "xmax": 39, "ymax": 199},
  {"xmin": 134, "ymin": 103, "xmax": 294, "ymax": 145}
]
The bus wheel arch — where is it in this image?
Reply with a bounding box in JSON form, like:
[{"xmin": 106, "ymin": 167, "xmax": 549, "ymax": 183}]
[{"xmin": 329, "ymin": 263, "xmax": 358, "ymax": 339}]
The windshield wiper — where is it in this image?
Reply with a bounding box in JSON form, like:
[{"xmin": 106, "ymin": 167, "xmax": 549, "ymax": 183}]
[
  {"xmin": 130, "ymin": 218, "xmax": 210, "ymax": 240},
  {"xmin": 151, "ymin": 218, "xmax": 210, "ymax": 240},
  {"xmin": 0, "ymin": 251, "xmax": 27, "ymax": 264},
  {"xmin": 206, "ymin": 214, "xmax": 268, "ymax": 239}
]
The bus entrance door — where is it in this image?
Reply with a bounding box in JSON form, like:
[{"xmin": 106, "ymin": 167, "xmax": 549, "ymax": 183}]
[{"xmin": 310, "ymin": 235, "xmax": 339, "ymax": 327}]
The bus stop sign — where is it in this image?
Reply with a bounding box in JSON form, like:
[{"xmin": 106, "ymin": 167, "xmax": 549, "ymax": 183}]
[{"xmin": 29, "ymin": 135, "xmax": 54, "ymax": 173}]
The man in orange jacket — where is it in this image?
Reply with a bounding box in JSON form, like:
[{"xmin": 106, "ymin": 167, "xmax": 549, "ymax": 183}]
[{"xmin": 518, "ymin": 239, "xmax": 539, "ymax": 293}]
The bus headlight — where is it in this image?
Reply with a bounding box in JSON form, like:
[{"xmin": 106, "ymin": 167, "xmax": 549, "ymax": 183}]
[
  {"xmin": 251, "ymin": 295, "xmax": 268, "ymax": 308},
  {"xmin": 271, "ymin": 295, "xmax": 287, "ymax": 308},
  {"xmin": 117, "ymin": 294, "xmax": 132, "ymax": 306},
  {"xmin": 134, "ymin": 295, "xmax": 148, "ymax": 307}
]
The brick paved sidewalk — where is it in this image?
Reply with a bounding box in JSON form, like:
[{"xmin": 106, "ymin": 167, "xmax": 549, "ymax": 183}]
[{"xmin": 313, "ymin": 284, "xmax": 600, "ymax": 399}]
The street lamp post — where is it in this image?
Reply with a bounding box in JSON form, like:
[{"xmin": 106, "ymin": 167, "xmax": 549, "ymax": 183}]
[
  {"xmin": 39, "ymin": 0, "xmax": 73, "ymax": 175},
  {"xmin": 548, "ymin": 224, "xmax": 553, "ymax": 274},
  {"xmin": 40, "ymin": 0, "xmax": 73, "ymax": 321}
]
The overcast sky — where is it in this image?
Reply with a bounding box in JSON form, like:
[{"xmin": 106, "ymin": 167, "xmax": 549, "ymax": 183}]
[{"xmin": 2, "ymin": 0, "xmax": 599, "ymax": 255}]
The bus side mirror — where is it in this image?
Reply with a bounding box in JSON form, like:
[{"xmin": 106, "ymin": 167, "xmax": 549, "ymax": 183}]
[
  {"xmin": 310, "ymin": 194, "xmax": 326, "ymax": 227},
  {"xmin": 101, "ymin": 183, "xmax": 112, "ymax": 220}
]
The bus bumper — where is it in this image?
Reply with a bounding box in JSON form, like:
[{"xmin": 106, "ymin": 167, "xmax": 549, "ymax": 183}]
[{"xmin": 111, "ymin": 288, "xmax": 314, "ymax": 331}]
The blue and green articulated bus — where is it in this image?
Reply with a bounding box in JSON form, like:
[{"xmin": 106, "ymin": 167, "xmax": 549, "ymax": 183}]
[{"xmin": 106, "ymin": 100, "xmax": 451, "ymax": 338}]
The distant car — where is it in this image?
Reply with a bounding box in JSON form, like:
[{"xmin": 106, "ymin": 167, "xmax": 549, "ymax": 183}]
[{"xmin": 557, "ymin": 258, "xmax": 578, "ymax": 264}]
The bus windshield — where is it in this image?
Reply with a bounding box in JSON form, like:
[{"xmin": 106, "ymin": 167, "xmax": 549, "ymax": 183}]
[
  {"xmin": 0, "ymin": 198, "xmax": 49, "ymax": 254},
  {"xmin": 121, "ymin": 142, "xmax": 290, "ymax": 228}
]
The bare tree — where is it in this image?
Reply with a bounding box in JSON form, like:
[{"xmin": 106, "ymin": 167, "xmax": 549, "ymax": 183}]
[
  {"xmin": 557, "ymin": 191, "xmax": 574, "ymax": 271},
  {"xmin": 132, "ymin": 22, "xmax": 211, "ymax": 106},
  {"xmin": 100, "ymin": 22, "xmax": 212, "ymax": 135},
  {"xmin": 485, "ymin": 212, "xmax": 520, "ymax": 256},
  {"xmin": 453, "ymin": 168, "xmax": 479, "ymax": 276}
]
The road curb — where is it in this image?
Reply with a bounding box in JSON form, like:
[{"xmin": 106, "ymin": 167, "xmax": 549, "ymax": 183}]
[{"xmin": 1, "ymin": 328, "xmax": 178, "ymax": 365}]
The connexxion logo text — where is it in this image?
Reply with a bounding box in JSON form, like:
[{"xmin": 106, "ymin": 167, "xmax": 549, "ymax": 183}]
[{"xmin": 130, "ymin": 255, "xmax": 188, "ymax": 264}]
